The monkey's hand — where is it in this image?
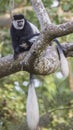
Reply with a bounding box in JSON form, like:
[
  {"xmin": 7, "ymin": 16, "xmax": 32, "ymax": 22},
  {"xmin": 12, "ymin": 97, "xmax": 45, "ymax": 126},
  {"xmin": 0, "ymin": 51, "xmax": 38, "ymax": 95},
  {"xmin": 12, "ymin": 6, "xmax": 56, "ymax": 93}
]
[
  {"xmin": 19, "ymin": 40, "xmax": 33, "ymax": 51},
  {"xmin": 19, "ymin": 42, "xmax": 29, "ymax": 49}
]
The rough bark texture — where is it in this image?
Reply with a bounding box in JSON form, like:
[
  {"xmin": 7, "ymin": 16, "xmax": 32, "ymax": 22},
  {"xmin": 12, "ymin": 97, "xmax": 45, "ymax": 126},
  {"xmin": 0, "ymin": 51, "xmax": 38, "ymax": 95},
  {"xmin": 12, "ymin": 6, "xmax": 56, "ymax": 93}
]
[
  {"xmin": 30, "ymin": 0, "xmax": 51, "ymax": 29},
  {"xmin": 0, "ymin": 43, "xmax": 73, "ymax": 79}
]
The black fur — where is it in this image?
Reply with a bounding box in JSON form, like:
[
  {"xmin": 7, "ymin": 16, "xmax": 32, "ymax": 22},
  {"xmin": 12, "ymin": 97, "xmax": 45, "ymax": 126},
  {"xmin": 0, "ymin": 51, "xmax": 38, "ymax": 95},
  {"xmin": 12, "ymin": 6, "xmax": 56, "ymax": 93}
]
[
  {"xmin": 13, "ymin": 14, "xmax": 24, "ymax": 20},
  {"xmin": 10, "ymin": 14, "xmax": 39, "ymax": 59}
]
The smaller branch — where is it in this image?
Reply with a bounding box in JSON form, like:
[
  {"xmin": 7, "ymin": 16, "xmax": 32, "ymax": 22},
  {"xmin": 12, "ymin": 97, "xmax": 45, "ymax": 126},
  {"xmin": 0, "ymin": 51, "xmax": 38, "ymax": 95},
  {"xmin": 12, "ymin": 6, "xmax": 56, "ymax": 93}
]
[
  {"xmin": 49, "ymin": 106, "xmax": 73, "ymax": 114},
  {"xmin": 55, "ymin": 21, "xmax": 73, "ymax": 38},
  {"xmin": 39, "ymin": 106, "xmax": 73, "ymax": 128},
  {"xmin": 62, "ymin": 42, "xmax": 73, "ymax": 56},
  {"xmin": 19, "ymin": 104, "xmax": 73, "ymax": 130},
  {"xmin": 39, "ymin": 21, "xmax": 73, "ymax": 40},
  {"xmin": 30, "ymin": 0, "xmax": 51, "ymax": 30}
]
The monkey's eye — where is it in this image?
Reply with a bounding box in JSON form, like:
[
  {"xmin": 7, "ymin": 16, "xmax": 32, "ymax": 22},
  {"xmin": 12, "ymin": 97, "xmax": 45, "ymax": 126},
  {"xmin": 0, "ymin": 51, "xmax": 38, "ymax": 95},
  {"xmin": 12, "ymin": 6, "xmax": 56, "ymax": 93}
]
[{"xmin": 17, "ymin": 21, "xmax": 23, "ymax": 27}]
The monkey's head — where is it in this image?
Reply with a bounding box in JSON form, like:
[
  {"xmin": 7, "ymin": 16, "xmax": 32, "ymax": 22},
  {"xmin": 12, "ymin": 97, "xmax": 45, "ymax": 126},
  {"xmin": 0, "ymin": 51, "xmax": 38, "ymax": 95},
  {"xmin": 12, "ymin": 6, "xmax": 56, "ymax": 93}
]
[{"xmin": 12, "ymin": 14, "xmax": 25, "ymax": 30}]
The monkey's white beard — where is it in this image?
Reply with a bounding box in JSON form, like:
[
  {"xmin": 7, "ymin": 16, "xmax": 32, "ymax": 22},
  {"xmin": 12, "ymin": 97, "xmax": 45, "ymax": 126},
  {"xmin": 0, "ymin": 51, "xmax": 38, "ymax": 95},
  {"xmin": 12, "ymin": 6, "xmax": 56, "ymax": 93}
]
[
  {"xmin": 26, "ymin": 82, "xmax": 39, "ymax": 130},
  {"xmin": 60, "ymin": 53, "xmax": 69, "ymax": 77}
]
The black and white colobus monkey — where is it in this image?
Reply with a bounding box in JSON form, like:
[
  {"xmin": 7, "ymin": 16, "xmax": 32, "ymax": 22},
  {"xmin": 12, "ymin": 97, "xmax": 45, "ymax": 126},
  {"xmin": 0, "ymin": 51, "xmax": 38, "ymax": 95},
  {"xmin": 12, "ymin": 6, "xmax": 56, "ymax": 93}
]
[
  {"xmin": 10, "ymin": 14, "xmax": 40, "ymax": 130},
  {"xmin": 10, "ymin": 14, "xmax": 69, "ymax": 130},
  {"xmin": 10, "ymin": 14, "xmax": 40, "ymax": 59}
]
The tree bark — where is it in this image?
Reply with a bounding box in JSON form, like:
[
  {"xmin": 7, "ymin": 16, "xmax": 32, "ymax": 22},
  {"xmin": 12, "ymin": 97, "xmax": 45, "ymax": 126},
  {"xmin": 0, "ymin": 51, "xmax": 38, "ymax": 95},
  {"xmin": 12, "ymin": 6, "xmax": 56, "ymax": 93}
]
[{"xmin": 0, "ymin": 43, "xmax": 73, "ymax": 79}]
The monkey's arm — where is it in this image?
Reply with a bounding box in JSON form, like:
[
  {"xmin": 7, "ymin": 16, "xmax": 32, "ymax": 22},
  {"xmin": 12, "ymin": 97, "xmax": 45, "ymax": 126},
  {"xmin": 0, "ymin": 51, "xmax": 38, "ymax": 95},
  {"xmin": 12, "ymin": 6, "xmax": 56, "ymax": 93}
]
[
  {"xmin": 12, "ymin": 40, "xmax": 20, "ymax": 58},
  {"xmin": 11, "ymin": 37, "xmax": 20, "ymax": 59},
  {"xmin": 10, "ymin": 29, "xmax": 20, "ymax": 59},
  {"xmin": 10, "ymin": 33, "xmax": 20, "ymax": 58}
]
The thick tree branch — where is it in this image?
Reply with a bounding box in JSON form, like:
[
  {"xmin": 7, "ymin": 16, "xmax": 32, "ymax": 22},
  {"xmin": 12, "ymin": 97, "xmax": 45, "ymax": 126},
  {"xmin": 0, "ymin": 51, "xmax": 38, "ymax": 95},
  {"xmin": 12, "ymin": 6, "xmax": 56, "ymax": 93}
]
[
  {"xmin": 0, "ymin": 43, "xmax": 73, "ymax": 79},
  {"xmin": 0, "ymin": 0, "xmax": 73, "ymax": 79},
  {"xmin": 1, "ymin": 0, "xmax": 73, "ymax": 79}
]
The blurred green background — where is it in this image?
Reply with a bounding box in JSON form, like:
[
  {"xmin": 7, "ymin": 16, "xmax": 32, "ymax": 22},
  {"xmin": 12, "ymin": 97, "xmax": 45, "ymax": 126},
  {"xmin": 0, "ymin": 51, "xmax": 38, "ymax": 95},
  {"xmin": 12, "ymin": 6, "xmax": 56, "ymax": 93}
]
[{"xmin": 0, "ymin": 0, "xmax": 73, "ymax": 129}]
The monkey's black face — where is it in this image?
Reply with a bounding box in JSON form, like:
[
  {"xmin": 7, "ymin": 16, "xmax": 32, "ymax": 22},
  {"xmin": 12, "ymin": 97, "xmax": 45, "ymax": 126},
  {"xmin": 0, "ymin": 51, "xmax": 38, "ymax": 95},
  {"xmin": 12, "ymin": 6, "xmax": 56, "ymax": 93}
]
[{"xmin": 12, "ymin": 14, "xmax": 25, "ymax": 30}]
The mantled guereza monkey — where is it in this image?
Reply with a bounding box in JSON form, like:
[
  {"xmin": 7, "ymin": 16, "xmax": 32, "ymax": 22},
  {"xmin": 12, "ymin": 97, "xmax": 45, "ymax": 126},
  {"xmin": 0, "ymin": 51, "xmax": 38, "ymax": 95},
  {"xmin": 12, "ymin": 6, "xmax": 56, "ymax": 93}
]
[{"xmin": 10, "ymin": 14, "xmax": 69, "ymax": 130}]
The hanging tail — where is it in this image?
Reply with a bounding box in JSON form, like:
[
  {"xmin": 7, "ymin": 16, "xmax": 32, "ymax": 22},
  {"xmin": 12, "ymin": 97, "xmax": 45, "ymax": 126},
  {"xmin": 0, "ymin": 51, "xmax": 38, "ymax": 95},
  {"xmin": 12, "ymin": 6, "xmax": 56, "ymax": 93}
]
[
  {"xmin": 26, "ymin": 74, "xmax": 39, "ymax": 130},
  {"xmin": 53, "ymin": 39, "xmax": 69, "ymax": 77}
]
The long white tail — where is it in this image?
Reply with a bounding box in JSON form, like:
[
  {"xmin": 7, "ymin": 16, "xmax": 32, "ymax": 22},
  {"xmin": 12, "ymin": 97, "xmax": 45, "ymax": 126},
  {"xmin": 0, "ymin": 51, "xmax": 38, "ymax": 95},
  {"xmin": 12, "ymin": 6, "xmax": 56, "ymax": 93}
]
[
  {"xmin": 53, "ymin": 39, "xmax": 69, "ymax": 77},
  {"xmin": 59, "ymin": 53, "xmax": 69, "ymax": 77},
  {"xmin": 26, "ymin": 78, "xmax": 39, "ymax": 130}
]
